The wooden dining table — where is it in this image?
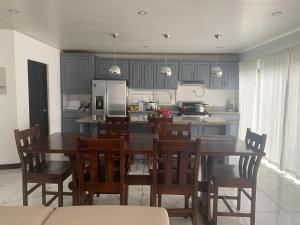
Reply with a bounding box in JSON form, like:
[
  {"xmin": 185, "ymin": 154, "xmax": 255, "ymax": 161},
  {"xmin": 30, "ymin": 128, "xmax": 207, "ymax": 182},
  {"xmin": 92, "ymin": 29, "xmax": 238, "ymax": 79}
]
[{"xmin": 21, "ymin": 132, "xmax": 264, "ymax": 216}]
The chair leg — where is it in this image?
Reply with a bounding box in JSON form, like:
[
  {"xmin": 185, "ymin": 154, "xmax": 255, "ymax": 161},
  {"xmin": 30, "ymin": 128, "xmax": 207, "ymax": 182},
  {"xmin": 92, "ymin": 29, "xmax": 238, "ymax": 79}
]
[
  {"xmin": 88, "ymin": 192, "xmax": 94, "ymax": 205},
  {"xmin": 185, "ymin": 194, "xmax": 190, "ymax": 208},
  {"xmin": 250, "ymin": 187, "xmax": 256, "ymax": 225},
  {"xmin": 192, "ymin": 192, "xmax": 198, "ymax": 225},
  {"xmin": 124, "ymin": 185, "xmax": 128, "ymax": 205},
  {"xmin": 207, "ymin": 183, "xmax": 212, "ymax": 222},
  {"xmin": 158, "ymin": 194, "xmax": 162, "ymax": 207},
  {"xmin": 237, "ymin": 188, "xmax": 242, "ymax": 210},
  {"xmin": 58, "ymin": 181, "xmax": 63, "ymax": 207},
  {"xmin": 42, "ymin": 183, "xmax": 46, "ymax": 205},
  {"xmin": 150, "ymin": 188, "xmax": 156, "ymax": 207},
  {"xmin": 213, "ymin": 185, "xmax": 219, "ymax": 225},
  {"xmin": 22, "ymin": 179, "xmax": 28, "ymax": 206}
]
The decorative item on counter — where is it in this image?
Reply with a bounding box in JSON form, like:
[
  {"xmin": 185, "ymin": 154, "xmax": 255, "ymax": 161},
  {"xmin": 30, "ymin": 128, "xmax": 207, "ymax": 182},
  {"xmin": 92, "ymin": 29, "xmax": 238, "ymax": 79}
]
[
  {"xmin": 148, "ymin": 107, "xmax": 171, "ymax": 118},
  {"xmin": 128, "ymin": 105, "xmax": 139, "ymax": 112}
]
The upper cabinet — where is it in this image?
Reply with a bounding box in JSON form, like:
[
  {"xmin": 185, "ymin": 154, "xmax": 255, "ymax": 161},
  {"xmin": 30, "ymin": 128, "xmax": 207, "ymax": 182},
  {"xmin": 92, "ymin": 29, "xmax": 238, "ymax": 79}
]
[
  {"xmin": 129, "ymin": 61, "xmax": 154, "ymax": 89},
  {"xmin": 61, "ymin": 53, "xmax": 94, "ymax": 94},
  {"xmin": 209, "ymin": 61, "xmax": 239, "ymax": 89},
  {"xmin": 154, "ymin": 61, "xmax": 178, "ymax": 89},
  {"xmin": 179, "ymin": 61, "xmax": 210, "ymax": 84},
  {"xmin": 95, "ymin": 58, "xmax": 129, "ymax": 80}
]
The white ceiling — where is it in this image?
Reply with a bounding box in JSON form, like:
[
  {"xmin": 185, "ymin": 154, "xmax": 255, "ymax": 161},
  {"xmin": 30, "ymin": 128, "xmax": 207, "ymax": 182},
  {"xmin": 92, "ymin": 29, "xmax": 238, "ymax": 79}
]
[{"xmin": 0, "ymin": 0, "xmax": 300, "ymax": 53}]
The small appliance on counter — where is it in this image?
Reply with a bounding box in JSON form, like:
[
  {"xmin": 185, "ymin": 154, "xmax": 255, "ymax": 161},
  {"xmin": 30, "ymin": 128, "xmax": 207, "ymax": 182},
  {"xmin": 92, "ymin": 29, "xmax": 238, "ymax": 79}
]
[
  {"xmin": 64, "ymin": 100, "xmax": 81, "ymax": 111},
  {"xmin": 179, "ymin": 102, "xmax": 210, "ymax": 117},
  {"xmin": 145, "ymin": 101, "xmax": 159, "ymax": 111},
  {"xmin": 227, "ymin": 99, "xmax": 236, "ymax": 112}
]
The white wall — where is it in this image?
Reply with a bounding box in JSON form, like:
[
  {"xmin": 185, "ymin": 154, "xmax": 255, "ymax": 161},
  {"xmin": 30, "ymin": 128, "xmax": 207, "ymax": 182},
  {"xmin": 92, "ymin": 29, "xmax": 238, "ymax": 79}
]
[
  {"xmin": 13, "ymin": 31, "xmax": 61, "ymax": 133},
  {"xmin": 0, "ymin": 30, "xmax": 18, "ymax": 164},
  {"xmin": 176, "ymin": 84, "xmax": 238, "ymax": 107}
]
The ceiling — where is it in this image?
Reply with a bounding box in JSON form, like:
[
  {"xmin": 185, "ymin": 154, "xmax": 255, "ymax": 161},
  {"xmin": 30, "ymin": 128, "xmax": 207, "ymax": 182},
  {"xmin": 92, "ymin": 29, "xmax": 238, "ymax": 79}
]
[{"xmin": 0, "ymin": 0, "xmax": 300, "ymax": 53}]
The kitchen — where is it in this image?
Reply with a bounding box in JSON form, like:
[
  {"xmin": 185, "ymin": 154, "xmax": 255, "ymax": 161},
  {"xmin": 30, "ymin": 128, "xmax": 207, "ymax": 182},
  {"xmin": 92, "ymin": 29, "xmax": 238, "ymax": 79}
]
[{"xmin": 62, "ymin": 52, "xmax": 239, "ymax": 137}]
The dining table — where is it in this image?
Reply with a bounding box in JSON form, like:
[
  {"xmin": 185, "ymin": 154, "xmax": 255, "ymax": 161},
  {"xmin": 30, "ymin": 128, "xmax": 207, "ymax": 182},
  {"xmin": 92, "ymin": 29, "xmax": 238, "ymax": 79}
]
[{"xmin": 21, "ymin": 132, "xmax": 265, "ymax": 217}]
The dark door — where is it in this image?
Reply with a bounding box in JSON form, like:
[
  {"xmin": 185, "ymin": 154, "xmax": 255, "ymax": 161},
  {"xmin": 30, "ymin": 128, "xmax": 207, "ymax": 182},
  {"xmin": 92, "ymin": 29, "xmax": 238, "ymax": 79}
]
[{"xmin": 28, "ymin": 60, "xmax": 49, "ymax": 136}]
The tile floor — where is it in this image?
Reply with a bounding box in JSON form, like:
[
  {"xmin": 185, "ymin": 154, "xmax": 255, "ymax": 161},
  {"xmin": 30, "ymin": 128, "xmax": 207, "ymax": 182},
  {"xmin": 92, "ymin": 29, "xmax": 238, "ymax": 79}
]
[{"xmin": 1, "ymin": 161, "xmax": 300, "ymax": 225}]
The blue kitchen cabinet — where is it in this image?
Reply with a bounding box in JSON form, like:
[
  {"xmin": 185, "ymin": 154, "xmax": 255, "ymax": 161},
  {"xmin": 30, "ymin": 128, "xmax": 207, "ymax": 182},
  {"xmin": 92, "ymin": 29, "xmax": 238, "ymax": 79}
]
[
  {"xmin": 61, "ymin": 53, "xmax": 94, "ymax": 94},
  {"xmin": 95, "ymin": 58, "xmax": 129, "ymax": 80},
  {"xmin": 154, "ymin": 61, "xmax": 178, "ymax": 89},
  {"xmin": 209, "ymin": 61, "xmax": 239, "ymax": 89},
  {"xmin": 179, "ymin": 61, "xmax": 210, "ymax": 84},
  {"xmin": 129, "ymin": 61, "xmax": 154, "ymax": 89}
]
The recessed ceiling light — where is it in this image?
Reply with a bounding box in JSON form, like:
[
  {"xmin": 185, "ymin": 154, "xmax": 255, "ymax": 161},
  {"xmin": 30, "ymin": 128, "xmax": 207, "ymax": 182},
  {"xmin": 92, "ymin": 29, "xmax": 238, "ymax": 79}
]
[
  {"xmin": 272, "ymin": 11, "xmax": 282, "ymax": 16},
  {"xmin": 8, "ymin": 9, "xmax": 20, "ymax": 13},
  {"xmin": 143, "ymin": 45, "xmax": 149, "ymax": 48},
  {"xmin": 138, "ymin": 10, "xmax": 148, "ymax": 16},
  {"xmin": 70, "ymin": 44, "xmax": 77, "ymax": 48}
]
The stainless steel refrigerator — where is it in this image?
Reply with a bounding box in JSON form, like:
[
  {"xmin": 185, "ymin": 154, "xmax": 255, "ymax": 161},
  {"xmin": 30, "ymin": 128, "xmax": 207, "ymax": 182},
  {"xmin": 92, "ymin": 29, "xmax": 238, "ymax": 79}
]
[{"xmin": 92, "ymin": 80, "xmax": 127, "ymax": 116}]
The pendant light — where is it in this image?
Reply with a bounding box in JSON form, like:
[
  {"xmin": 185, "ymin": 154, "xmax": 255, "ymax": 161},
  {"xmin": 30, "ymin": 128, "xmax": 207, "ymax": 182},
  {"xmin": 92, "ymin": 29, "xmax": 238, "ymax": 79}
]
[
  {"xmin": 109, "ymin": 33, "xmax": 121, "ymax": 76},
  {"xmin": 161, "ymin": 33, "xmax": 172, "ymax": 77},
  {"xmin": 211, "ymin": 34, "xmax": 223, "ymax": 78}
]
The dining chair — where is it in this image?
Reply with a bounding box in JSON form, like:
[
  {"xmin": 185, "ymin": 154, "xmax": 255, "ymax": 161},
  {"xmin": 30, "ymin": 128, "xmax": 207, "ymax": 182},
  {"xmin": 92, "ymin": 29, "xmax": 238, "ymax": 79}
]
[
  {"xmin": 208, "ymin": 128, "xmax": 267, "ymax": 225},
  {"xmin": 105, "ymin": 116, "xmax": 130, "ymax": 123},
  {"xmin": 14, "ymin": 124, "xmax": 73, "ymax": 207},
  {"xmin": 148, "ymin": 117, "xmax": 173, "ymax": 134},
  {"xmin": 76, "ymin": 136, "xmax": 127, "ymax": 205},
  {"xmin": 158, "ymin": 123, "xmax": 192, "ymax": 140},
  {"xmin": 150, "ymin": 138, "xmax": 201, "ymax": 225}
]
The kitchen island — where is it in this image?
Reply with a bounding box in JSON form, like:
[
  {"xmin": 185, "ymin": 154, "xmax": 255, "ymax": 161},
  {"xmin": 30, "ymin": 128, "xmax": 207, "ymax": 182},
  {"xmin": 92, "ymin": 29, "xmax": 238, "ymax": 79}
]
[{"xmin": 76, "ymin": 115, "xmax": 233, "ymax": 136}]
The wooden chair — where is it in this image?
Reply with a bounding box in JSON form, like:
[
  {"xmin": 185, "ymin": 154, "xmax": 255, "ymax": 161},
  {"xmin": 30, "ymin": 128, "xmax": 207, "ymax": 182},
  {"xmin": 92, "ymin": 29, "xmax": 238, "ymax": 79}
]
[
  {"xmin": 106, "ymin": 116, "xmax": 130, "ymax": 123},
  {"xmin": 159, "ymin": 123, "xmax": 192, "ymax": 140},
  {"xmin": 14, "ymin": 124, "xmax": 72, "ymax": 207},
  {"xmin": 208, "ymin": 128, "xmax": 267, "ymax": 225},
  {"xmin": 76, "ymin": 136, "xmax": 127, "ymax": 205},
  {"xmin": 148, "ymin": 117, "xmax": 173, "ymax": 134},
  {"xmin": 150, "ymin": 138, "xmax": 201, "ymax": 225},
  {"xmin": 97, "ymin": 122, "xmax": 129, "ymax": 140}
]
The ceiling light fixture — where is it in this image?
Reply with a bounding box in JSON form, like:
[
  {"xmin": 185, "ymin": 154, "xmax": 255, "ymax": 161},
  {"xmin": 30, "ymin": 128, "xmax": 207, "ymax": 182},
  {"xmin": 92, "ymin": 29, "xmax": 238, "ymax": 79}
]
[
  {"xmin": 138, "ymin": 10, "xmax": 148, "ymax": 15},
  {"xmin": 8, "ymin": 9, "xmax": 19, "ymax": 13},
  {"xmin": 211, "ymin": 34, "xmax": 223, "ymax": 78},
  {"xmin": 161, "ymin": 33, "xmax": 172, "ymax": 77},
  {"xmin": 272, "ymin": 11, "xmax": 282, "ymax": 16},
  {"xmin": 109, "ymin": 33, "xmax": 121, "ymax": 76}
]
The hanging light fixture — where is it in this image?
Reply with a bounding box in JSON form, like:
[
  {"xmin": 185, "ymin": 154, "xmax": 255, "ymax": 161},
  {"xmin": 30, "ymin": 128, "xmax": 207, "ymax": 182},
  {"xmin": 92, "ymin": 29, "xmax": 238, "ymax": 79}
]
[
  {"xmin": 109, "ymin": 33, "xmax": 121, "ymax": 76},
  {"xmin": 211, "ymin": 34, "xmax": 223, "ymax": 78},
  {"xmin": 161, "ymin": 33, "xmax": 172, "ymax": 77}
]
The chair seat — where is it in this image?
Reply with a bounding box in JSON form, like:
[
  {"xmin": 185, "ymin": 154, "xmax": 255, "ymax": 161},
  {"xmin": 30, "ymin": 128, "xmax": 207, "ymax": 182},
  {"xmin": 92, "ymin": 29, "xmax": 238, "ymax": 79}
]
[
  {"xmin": 27, "ymin": 161, "xmax": 72, "ymax": 182},
  {"xmin": 212, "ymin": 164, "xmax": 253, "ymax": 187}
]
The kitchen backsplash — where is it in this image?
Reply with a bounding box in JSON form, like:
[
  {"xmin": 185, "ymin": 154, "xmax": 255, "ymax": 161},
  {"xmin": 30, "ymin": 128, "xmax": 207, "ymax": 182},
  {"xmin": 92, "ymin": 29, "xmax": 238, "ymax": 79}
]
[
  {"xmin": 128, "ymin": 89, "xmax": 176, "ymax": 105},
  {"xmin": 176, "ymin": 84, "xmax": 238, "ymax": 108}
]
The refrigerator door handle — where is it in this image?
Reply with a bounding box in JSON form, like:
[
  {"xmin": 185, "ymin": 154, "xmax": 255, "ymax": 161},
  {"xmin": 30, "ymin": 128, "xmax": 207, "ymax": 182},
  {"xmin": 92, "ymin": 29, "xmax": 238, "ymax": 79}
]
[{"xmin": 106, "ymin": 88, "xmax": 109, "ymax": 116}]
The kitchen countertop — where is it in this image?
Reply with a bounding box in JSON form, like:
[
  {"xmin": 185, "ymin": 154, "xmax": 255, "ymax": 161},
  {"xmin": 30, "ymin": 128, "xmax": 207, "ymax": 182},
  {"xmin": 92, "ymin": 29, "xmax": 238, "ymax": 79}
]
[{"xmin": 76, "ymin": 115, "xmax": 232, "ymax": 125}]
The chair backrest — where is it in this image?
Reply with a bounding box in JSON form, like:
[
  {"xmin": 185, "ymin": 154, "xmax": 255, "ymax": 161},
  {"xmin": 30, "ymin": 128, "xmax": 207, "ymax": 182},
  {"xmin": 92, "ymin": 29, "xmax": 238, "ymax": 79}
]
[
  {"xmin": 106, "ymin": 116, "xmax": 130, "ymax": 123},
  {"xmin": 148, "ymin": 117, "xmax": 173, "ymax": 134},
  {"xmin": 159, "ymin": 123, "xmax": 192, "ymax": 140},
  {"xmin": 97, "ymin": 122, "xmax": 129, "ymax": 140},
  {"xmin": 239, "ymin": 128, "xmax": 267, "ymax": 179},
  {"xmin": 14, "ymin": 124, "xmax": 44, "ymax": 174},
  {"xmin": 152, "ymin": 138, "xmax": 201, "ymax": 188},
  {"xmin": 76, "ymin": 137, "xmax": 125, "ymax": 190}
]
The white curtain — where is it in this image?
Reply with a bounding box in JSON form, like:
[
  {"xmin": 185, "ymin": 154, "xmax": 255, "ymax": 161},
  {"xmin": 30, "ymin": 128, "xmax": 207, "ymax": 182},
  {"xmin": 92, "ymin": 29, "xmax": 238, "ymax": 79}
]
[
  {"xmin": 238, "ymin": 59, "xmax": 258, "ymax": 139},
  {"xmin": 281, "ymin": 47, "xmax": 300, "ymax": 176},
  {"xmin": 257, "ymin": 51, "xmax": 289, "ymax": 165}
]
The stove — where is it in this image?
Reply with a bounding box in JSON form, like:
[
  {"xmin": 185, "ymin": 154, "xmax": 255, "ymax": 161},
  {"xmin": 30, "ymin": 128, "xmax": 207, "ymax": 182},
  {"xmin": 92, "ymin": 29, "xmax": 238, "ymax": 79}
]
[{"xmin": 179, "ymin": 102, "xmax": 211, "ymax": 117}]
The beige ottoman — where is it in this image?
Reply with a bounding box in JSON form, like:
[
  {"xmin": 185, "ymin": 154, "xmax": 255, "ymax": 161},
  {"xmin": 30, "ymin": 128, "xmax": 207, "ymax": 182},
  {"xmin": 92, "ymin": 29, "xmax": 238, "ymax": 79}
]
[
  {"xmin": 44, "ymin": 205, "xmax": 170, "ymax": 225},
  {"xmin": 0, "ymin": 206, "xmax": 54, "ymax": 225}
]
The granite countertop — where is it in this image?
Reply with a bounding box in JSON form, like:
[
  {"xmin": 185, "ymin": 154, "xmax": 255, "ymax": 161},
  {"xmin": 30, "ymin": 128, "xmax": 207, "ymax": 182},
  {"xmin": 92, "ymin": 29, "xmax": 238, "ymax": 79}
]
[
  {"xmin": 76, "ymin": 115, "xmax": 232, "ymax": 125},
  {"xmin": 128, "ymin": 110, "xmax": 180, "ymax": 114},
  {"xmin": 208, "ymin": 111, "xmax": 240, "ymax": 115}
]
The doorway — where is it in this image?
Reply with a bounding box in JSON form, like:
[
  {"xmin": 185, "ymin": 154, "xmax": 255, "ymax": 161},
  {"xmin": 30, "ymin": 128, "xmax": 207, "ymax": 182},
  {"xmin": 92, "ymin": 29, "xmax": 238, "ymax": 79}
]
[{"xmin": 28, "ymin": 60, "xmax": 49, "ymax": 136}]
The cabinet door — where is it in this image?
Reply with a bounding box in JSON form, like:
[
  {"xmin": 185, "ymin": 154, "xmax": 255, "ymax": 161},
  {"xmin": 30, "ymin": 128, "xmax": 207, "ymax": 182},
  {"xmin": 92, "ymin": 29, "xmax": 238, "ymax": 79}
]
[
  {"xmin": 62, "ymin": 118, "xmax": 77, "ymax": 132},
  {"xmin": 225, "ymin": 62, "xmax": 239, "ymax": 89},
  {"xmin": 61, "ymin": 55, "xmax": 76, "ymax": 93},
  {"xmin": 95, "ymin": 60, "xmax": 111, "ymax": 79},
  {"xmin": 209, "ymin": 62, "xmax": 226, "ymax": 89},
  {"xmin": 195, "ymin": 62, "xmax": 210, "ymax": 84},
  {"xmin": 154, "ymin": 61, "xmax": 178, "ymax": 89},
  {"xmin": 179, "ymin": 62, "xmax": 195, "ymax": 81},
  {"xmin": 129, "ymin": 62, "xmax": 142, "ymax": 88},
  {"xmin": 142, "ymin": 62, "xmax": 154, "ymax": 89},
  {"xmin": 76, "ymin": 55, "xmax": 94, "ymax": 94}
]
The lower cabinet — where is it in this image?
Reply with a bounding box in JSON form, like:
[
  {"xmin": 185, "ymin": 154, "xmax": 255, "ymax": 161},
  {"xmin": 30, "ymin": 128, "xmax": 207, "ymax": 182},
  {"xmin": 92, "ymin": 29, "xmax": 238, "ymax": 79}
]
[
  {"xmin": 62, "ymin": 111, "xmax": 90, "ymax": 133},
  {"xmin": 210, "ymin": 113, "xmax": 240, "ymax": 137},
  {"xmin": 192, "ymin": 124, "xmax": 228, "ymax": 137}
]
